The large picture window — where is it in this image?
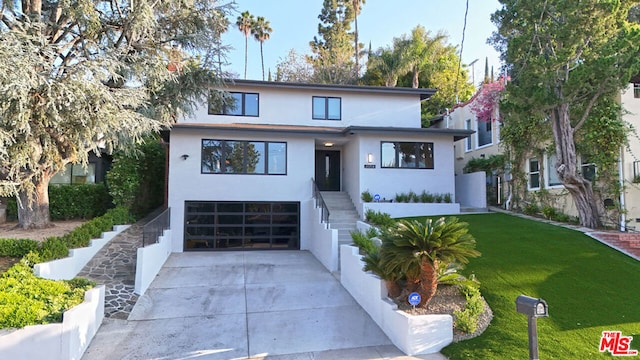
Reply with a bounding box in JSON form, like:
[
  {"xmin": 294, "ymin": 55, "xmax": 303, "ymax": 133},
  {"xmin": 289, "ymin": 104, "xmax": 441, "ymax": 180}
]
[
  {"xmin": 312, "ymin": 96, "xmax": 341, "ymax": 120},
  {"xmin": 208, "ymin": 92, "xmax": 259, "ymax": 116},
  {"xmin": 477, "ymin": 120, "xmax": 492, "ymax": 147},
  {"xmin": 50, "ymin": 163, "xmax": 96, "ymax": 185},
  {"xmin": 381, "ymin": 142, "xmax": 434, "ymax": 169},
  {"xmin": 201, "ymin": 140, "xmax": 286, "ymax": 175}
]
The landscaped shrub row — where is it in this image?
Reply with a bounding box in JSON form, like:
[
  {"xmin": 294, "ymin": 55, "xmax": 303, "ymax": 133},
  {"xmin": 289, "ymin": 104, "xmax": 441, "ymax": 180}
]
[
  {"xmin": 0, "ymin": 259, "xmax": 95, "ymax": 328},
  {"xmin": 364, "ymin": 209, "xmax": 395, "ymax": 228},
  {"xmin": 0, "ymin": 238, "xmax": 39, "ymax": 258},
  {"xmin": 5, "ymin": 183, "xmax": 112, "ymax": 221},
  {"xmin": 360, "ymin": 190, "xmax": 453, "ymax": 204}
]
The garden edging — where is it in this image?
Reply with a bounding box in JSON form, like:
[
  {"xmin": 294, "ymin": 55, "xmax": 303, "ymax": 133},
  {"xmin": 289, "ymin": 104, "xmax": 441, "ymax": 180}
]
[
  {"xmin": 339, "ymin": 244, "xmax": 453, "ymax": 355},
  {"xmin": 0, "ymin": 285, "xmax": 105, "ymax": 360}
]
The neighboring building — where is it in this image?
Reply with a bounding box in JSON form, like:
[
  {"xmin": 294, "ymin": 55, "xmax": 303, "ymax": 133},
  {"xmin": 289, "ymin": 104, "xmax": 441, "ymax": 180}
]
[
  {"xmin": 50, "ymin": 151, "xmax": 112, "ymax": 185},
  {"xmin": 447, "ymin": 81, "xmax": 640, "ymax": 230},
  {"xmin": 167, "ymin": 80, "xmax": 472, "ymax": 252}
]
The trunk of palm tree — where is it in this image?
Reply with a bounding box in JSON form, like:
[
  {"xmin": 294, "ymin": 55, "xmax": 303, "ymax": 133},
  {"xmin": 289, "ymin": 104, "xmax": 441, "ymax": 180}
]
[
  {"xmin": 385, "ymin": 280, "xmax": 401, "ymax": 298},
  {"xmin": 244, "ymin": 36, "xmax": 248, "ymax": 79},
  {"xmin": 418, "ymin": 258, "xmax": 438, "ymax": 307},
  {"xmin": 354, "ymin": 15, "xmax": 359, "ymax": 77},
  {"xmin": 260, "ymin": 42, "xmax": 265, "ymax": 81},
  {"xmin": 412, "ymin": 69, "xmax": 420, "ymax": 88}
]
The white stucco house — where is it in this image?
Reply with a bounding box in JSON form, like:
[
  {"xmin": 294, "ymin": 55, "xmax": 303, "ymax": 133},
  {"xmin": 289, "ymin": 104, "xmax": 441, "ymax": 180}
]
[{"xmin": 167, "ymin": 80, "xmax": 473, "ymax": 253}]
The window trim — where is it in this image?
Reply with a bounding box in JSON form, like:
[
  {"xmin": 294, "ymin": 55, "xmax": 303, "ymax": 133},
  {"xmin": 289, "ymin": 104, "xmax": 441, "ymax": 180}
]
[
  {"xmin": 201, "ymin": 139, "xmax": 287, "ymax": 175},
  {"xmin": 312, "ymin": 96, "xmax": 342, "ymax": 120},
  {"xmin": 380, "ymin": 141, "xmax": 434, "ymax": 169},
  {"xmin": 208, "ymin": 92, "xmax": 259, "ymax": 117}
]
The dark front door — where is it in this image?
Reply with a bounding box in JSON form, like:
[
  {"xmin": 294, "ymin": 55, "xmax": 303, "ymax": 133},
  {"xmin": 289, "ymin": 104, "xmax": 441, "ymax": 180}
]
[{"xmin": 315, "ymin": 150, "xmax": 340, "ymax": 191}]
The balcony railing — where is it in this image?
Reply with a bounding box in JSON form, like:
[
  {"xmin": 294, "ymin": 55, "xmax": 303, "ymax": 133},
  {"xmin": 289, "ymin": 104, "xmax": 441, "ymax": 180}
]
[
  {"xmin": 142, "ymin": 208, "xmax": 171, "ymax": 247},
  {"xmin": 311, "ymin": 178, "xmax": 330, "ymax": 224}
]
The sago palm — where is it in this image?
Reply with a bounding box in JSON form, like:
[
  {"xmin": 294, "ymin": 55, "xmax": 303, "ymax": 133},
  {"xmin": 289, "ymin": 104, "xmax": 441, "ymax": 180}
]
[
  {"xmin": 363, "ymin": 247, "xmax": 402, "ymax": 298},
  {"xmin": 381, "ymin": 217, "xmax": 480, "ymax": 307}
]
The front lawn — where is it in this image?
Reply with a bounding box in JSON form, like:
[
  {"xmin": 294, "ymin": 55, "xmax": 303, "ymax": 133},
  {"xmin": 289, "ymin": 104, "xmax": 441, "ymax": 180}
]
[{"xmin": 438, "ymin": 213, "xmax": 640, "ymax": 359}]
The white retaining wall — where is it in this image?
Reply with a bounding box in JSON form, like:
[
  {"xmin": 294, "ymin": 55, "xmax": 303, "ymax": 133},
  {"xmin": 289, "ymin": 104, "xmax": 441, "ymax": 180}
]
[
  {"xmin": 0, "ymin": 285, "xmax": 105, "ymax": 360},
  {"xmin": 455, "ymin": 172, "xmax": 487, "ymax": 209},
  {"xmin": 302, "ymin": 200, "xmax": 338, "ymax": 272},
  {"xmin": 134, "ymin": 229, "xmax": 173, "ymax": 296},
  {"xmin": 340, "ymin": 245, "xmax": 453, "ymax": 355},
  {"xmin": 34, "ymin": 225, "xmax": 130, "ymax": 280},
  {"xmin": 363, "ymin": 203, "xmax": 460, "ymax": 219}
]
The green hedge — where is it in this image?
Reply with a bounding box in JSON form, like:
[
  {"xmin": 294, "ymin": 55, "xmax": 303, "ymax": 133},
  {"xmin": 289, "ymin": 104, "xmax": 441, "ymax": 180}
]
[
  {"xmin": 0, "ymin": 238, "xmax": 39, "ymax": 258},
  {"xmin": 5, "ymin": 183, "xmax": 112, "ymax": 221},
  {"xmin": 0, "ymin": 259, "xmax": 95, "ymax": 328}
]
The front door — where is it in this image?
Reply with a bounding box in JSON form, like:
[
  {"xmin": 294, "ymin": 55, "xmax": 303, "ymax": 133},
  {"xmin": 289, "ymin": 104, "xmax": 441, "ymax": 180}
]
[{"xmin": 315, "ymin": 150, "xmax": 340, "ymax": 191}]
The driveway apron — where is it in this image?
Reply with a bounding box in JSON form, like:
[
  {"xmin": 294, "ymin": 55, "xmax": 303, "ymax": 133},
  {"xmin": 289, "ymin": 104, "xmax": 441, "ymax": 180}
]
[{"xmin": 82, "ymin": 250, "xmax": 392, "ymax": 359}]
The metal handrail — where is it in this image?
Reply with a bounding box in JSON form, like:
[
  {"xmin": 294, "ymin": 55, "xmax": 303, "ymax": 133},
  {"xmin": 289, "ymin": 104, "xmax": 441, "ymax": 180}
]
[
  {"xmin": 311, "ymin": 178, "xmax": 330, "ymax": 223},
  {"xmin": 142, "ymin": 208, "xmax": 171, "ymax": 247}
]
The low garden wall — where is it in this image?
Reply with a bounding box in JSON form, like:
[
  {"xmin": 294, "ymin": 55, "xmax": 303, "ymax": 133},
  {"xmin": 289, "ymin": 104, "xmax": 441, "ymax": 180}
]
[
  {"xmin": 340, "ymin": 245, "xmax": 453, "ymax": 355},
  {"xmin": 0, "ymin": 285, "xmax": 105, "ymax": 360},
  {"xmin": 135, "ymin": 229, "xmax": 172, "ymax": 295},
  {"xmin": 34, "ymin": 225, "xmax": 130, "ymax": 280},
  {"xmin": 302, "ymin": 200, "xmax": 338, "ymax": 272},
  {"xmin": 363, "ymin": 202, "xmax": 460, "ymax": 218}
]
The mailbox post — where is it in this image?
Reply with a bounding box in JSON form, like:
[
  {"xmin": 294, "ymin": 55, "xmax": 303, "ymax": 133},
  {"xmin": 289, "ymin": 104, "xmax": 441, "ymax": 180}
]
[{"xmin": 515, "ymin": 295, "xmax": 548, "ymax": 360}]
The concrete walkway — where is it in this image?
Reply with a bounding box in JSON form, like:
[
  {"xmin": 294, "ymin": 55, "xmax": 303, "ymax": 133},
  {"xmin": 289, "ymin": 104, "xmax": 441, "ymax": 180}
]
[{"xmin": 82, "ymin": 251, "xmax": 446, "ymax": 360}]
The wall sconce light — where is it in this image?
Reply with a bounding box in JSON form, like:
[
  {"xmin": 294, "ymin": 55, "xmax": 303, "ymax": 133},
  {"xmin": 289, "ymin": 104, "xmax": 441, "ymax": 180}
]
[
  {"xmin": 181, "ymin": 154, "xmax": 189, "ymax": 160},
  {"xmin": 367, "ymin": 153, "xmax": 374, "ymax": 163}
]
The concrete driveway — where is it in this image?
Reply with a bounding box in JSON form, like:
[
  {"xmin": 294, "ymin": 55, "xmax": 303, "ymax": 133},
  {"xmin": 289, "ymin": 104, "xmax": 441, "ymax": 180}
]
[{"xmin": 83, "ymin": 251, "xmax": 447, "ymax": 359}]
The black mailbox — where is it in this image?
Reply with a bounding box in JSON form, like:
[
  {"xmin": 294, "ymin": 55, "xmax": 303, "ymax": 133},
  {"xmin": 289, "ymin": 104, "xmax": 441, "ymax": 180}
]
[{"xmin": 516, "ymin": 295, "xmax": 548, "ymax": 318}]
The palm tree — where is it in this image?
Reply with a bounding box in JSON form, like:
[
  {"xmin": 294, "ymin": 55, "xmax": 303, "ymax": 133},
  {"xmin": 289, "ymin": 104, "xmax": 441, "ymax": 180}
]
[
  {"xmin": 369, "ymin": 46, "xmax": 404, "ymax": 87},
  {"xmin": 363, "ymin": 248, "xmax": 402, "ymax": 298},
  {"xmin": 252, "ymin": 16, "xmax": 272, "ymax": 81},
  {"xmin": 381, "ymin": 217, "xmax": 480, "ymax": 307},
  {"xmin": 352, "ymin": 0, "xmax": 366, "ymax": 77},
  {"xmin": 399, "ymin": 26, "xmax": 447, "ymax": 88},
  {"xmin": 236, "ymin": 11, "xmax": 254, "ymax": 79}
]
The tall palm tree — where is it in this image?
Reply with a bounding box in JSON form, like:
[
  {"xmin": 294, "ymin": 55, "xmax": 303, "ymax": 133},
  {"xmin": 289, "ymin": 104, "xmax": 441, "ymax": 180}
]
[
  {"xmin": 369, "ymin": 46, "xmax": 404, "ymax": 87},
  {"xmin": 352, "ymin": 0, "xmax": 366, "ymax": 77},
  {"xmin": 236, "ymin": 11, "xmax": 254, "ymax": 79},
  {"xmin": 381, "ymin": 217, "xmax": 480, "ymax": 307},
  {"xmin": 400, "ymin": 26, "xmax": 447, "ymax": 88},
  {"xmin": 252, "ymin": 16, "xmax": 272, "ymax": 81}
]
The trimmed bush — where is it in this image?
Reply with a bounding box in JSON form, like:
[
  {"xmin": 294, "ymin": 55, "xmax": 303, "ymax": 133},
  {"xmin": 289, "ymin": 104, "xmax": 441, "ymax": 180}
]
[
  {"xmin": 453, "ymin": 283, "xmax": 485, "ymax": 334},
  {"xmin": 350, "ymin": 230, "xmax": 378, "ymax": 255},
  {"xmin": 364, "ymin": 210, "xmax": 395, "ymax": 228},
  {"xmin": 0, "ymin": 238, "xmax": 39, "ymax": 258}
]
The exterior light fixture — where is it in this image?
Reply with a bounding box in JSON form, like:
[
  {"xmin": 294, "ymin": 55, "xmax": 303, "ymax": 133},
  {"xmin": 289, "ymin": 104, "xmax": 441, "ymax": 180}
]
[
  {"xmin": 367, "ymin": 153, "xmax": 374, "ymax": 163},
  {"xmin": 324, "ymin": 142, "xmax": 334, "ymax": 147},
  {"xmin": 181, "ymin": 154, "xmax": 189, "ymax": 160}
]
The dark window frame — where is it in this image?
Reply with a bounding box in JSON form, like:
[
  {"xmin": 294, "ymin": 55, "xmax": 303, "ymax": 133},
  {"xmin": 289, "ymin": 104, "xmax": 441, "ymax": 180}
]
[
  {"xmin": 312, "ymin": 96, "xmax": 342, "ymax": 120},
  {"xmin": 380, "ymin": 141, "xmax": 434, "ymax": 169},
  {"xmin": 477, "ymin": 120, "xmax": 492, "ymax": 147},
  {"xmin": 201, "ymin": 139, "xmax": 287, "ymax": 175},
  {"xmin": 634, "ymin": 83, "xmax": 640, "ymax": 99},
  {"xmin": 208, "ymin": 92, "xmax": 259, "ymax": 116},
  {"xmin": 528, "ymin": 157, "xmax": 540, "ymax": 189}
]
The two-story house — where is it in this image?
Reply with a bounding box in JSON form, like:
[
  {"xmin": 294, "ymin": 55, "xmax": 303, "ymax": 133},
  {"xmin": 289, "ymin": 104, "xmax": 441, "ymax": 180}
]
[{"xmin": 166, "ymin": 80, "xmax": 472, "ymax": 256}]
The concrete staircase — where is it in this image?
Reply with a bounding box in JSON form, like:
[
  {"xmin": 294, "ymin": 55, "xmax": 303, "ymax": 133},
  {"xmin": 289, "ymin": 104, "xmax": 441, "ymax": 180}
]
[{"xmin": 321, "ymin": 191, "xmax": 360, "ymax": 247}]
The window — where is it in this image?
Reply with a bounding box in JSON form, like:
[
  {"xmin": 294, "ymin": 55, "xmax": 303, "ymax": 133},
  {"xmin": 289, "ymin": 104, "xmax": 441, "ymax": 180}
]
[
  {"xmin": 581, "ymin": 157, "xmax": 596, "ymax": 182},
  {"xmin": 50, "ymin": 163, "xmax": 96, "ymax": 185},
  {"xmin": 201, "ymin": 140, "xmax": 286, "ymax": 175},
  {"xmin": 477, "ymin": 120, "xmax": 492, "ymax": 147},
  {"xmin": 528, "ymin": 158, "xmax": 540, "ymax": 189},
  {"xmin": 546, "ymin": 154, "xmax": 562, "ymax": 187},
  {"xmin": 208, "ymin": 92, "xmax": 259, "ymax": 116},
  {"xmin": 381, "ymin": 142, "xmax": 434, "ymax": 169},
  {"xmin": 312, "ymin": 96, "xmax": 341, "ymax": 120},
  {"xmin": 634, "ymin": 83, "xmax": 640, "ymax": 98},
  {"xmin": 465, "ymin": 119, "xmax": 472, "ymax": 151}
]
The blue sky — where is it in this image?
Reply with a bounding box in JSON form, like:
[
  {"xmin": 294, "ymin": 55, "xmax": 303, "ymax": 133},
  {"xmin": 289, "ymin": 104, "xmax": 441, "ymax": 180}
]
[{"xmin": 221, "ymin": 0, "xmax": 502, "ymax": 84}]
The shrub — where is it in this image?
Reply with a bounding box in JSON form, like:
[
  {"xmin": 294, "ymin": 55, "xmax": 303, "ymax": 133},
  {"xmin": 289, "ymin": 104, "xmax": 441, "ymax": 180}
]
[
  {"xmin": 350, "ymin": 230, "xmax": 378, "ymax": 255},
  {"xmin": 444, "ymin": 193, "xmax": 453, "ymax": 203},
  {"xmin": 0, "ymin": 260, "xmax": 95, "ymax": 328},
  {"xmin": 541, "ymin": 205, "xmax": 557, "ymax": 220},
  {"xmin": 38, "ymin": 237, "xmax": 69, "ymax": 262},
  {"xmin": 361, "ymin": 190, "xmax": 373, "ymax": 202},
  {"xmin": 420, "ymin": 191, "xmax": 434, "ymax": 203},
  {"xmin": 0, "ymin": 238, "xmax": 39, "ymax": 257},
  {"xmin": 453, "ymin": 283, "xmax": 485, "ymax": 334},
  {"xmin": 523, "ymin": 202, "xmax": 539, "ymax": 215},
  {"xmin": 365, "ymin": 210, "xmax": 395, "ymax": 228}
]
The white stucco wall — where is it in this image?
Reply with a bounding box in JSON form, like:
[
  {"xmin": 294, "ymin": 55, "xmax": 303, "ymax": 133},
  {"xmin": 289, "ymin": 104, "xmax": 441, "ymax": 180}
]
[
  {"xmin": 168, "ymin": 128, "xmax": 315, "ymax": 252},
  {"xmin": 135, "ymin": 229, "xmax": 172, "ymax": 296},
  {"xmin": 455, "ymin": 172, "xmax": 488, "ymax": 209},
  {"xmin": 621, "ymin": 85, "xmax": 640, "ymax": 227},
  {"xmin": 302, "ymin": 200, "xmax": 338, "ymax": 272},
  {"xmin": 186, "ymin": 85, "xmax": 422, "ymax": 128}
]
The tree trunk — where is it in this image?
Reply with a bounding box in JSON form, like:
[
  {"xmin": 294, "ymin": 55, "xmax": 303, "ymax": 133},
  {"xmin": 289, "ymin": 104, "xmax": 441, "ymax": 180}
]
[
  {"xmin": 412, "ymin": 69, "xmax": 419, "ymax": 88},
  {"xmin": 385, "ymin": 280, "xmax": 401, "ymax": 298},
  {"xmin": 418, "ymin": 258, "xmax": 438, "ymax": 307},
  {"xmin": 260, "ymin": 42, "xmax": 265, "ymax": 81},
  {"xmin": 551, "ymin": 102, "xmax": 601, "ymax": 228},
  {"xmin": 244, "ymin": 36, "xmax": 248, "ymax": 79},
  {"xmin": 354, "ymin": 15, "xmax": 359, "ymax": 77},
  {"xmin": 17, "ymin": 175, "xmax": 52, "ymax": 229}
]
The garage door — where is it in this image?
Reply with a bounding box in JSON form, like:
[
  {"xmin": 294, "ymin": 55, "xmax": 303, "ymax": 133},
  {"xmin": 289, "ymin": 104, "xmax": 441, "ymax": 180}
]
[{"xmin": 184, "ymin": 201, "xmax": 300, "ymax": 251}]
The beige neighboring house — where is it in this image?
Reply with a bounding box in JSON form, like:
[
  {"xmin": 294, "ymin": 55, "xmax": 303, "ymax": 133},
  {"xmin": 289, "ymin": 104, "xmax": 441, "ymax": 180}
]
[{"xmin": 442, "ymin": 81, "xmax": 640, "ymax": 231}]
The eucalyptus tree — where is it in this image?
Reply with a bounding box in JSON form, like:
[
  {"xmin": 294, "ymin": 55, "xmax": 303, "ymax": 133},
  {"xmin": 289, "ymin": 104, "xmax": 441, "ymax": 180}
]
[
  {"xmin": 236, "ymin": 10, "xmax": 254, "ymax": 79},
  {"xmin": 0, "ymin": 0, "xmax": 231, "ymax": 228},
  {"xmin": 492, "ymin": 0, "xmax": 640, "ymax": 228},
  {"xmin": 252, "ymin": 16, "xmax": 272, "ymax": 81}
]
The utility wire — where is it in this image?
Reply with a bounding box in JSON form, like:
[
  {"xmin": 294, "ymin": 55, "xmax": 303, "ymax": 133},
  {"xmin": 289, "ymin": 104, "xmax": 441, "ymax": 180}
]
[{"xmin": 454, "ymin": 0, "xmax": 470, "ymax": 104}]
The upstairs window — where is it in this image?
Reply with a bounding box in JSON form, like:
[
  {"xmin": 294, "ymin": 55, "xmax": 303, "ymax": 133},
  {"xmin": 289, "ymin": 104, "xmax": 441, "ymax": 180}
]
[
  {"xmin": 465, "ymin": 119, "xmax": 472, "ymax": 151},
  {"xmin": 477, "ymin": 120, "xmax": 492, "ymax": 147},
  {"xmin": 209, "ymin": 92, "xmax": 259, "ymax": 116},
  {"xmin": 381, "ymin": 142, "xmax": 434, "ymax": 169},
  {"xmin": 312, "ymin": 96, "xmax": 341, "ymax": 120}
]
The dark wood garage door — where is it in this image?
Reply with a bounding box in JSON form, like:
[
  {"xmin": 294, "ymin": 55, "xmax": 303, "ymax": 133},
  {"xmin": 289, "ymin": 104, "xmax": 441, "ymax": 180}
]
[{"xmin": 184, "ymin": 201, "xmax": 299, "ymax": 251}]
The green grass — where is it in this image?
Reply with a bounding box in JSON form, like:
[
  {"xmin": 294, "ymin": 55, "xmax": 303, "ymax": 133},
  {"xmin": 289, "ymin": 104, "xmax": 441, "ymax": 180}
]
[{"xmin": 434, "ymin": 213, "xmax": 640, "ymax": 359}]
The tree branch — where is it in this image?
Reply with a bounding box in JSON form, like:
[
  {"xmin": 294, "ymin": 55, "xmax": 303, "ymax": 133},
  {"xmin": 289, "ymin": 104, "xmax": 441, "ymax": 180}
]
[{"xmin": 573, "ymin": 86, "xmax": 604, "ymax": 132}]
